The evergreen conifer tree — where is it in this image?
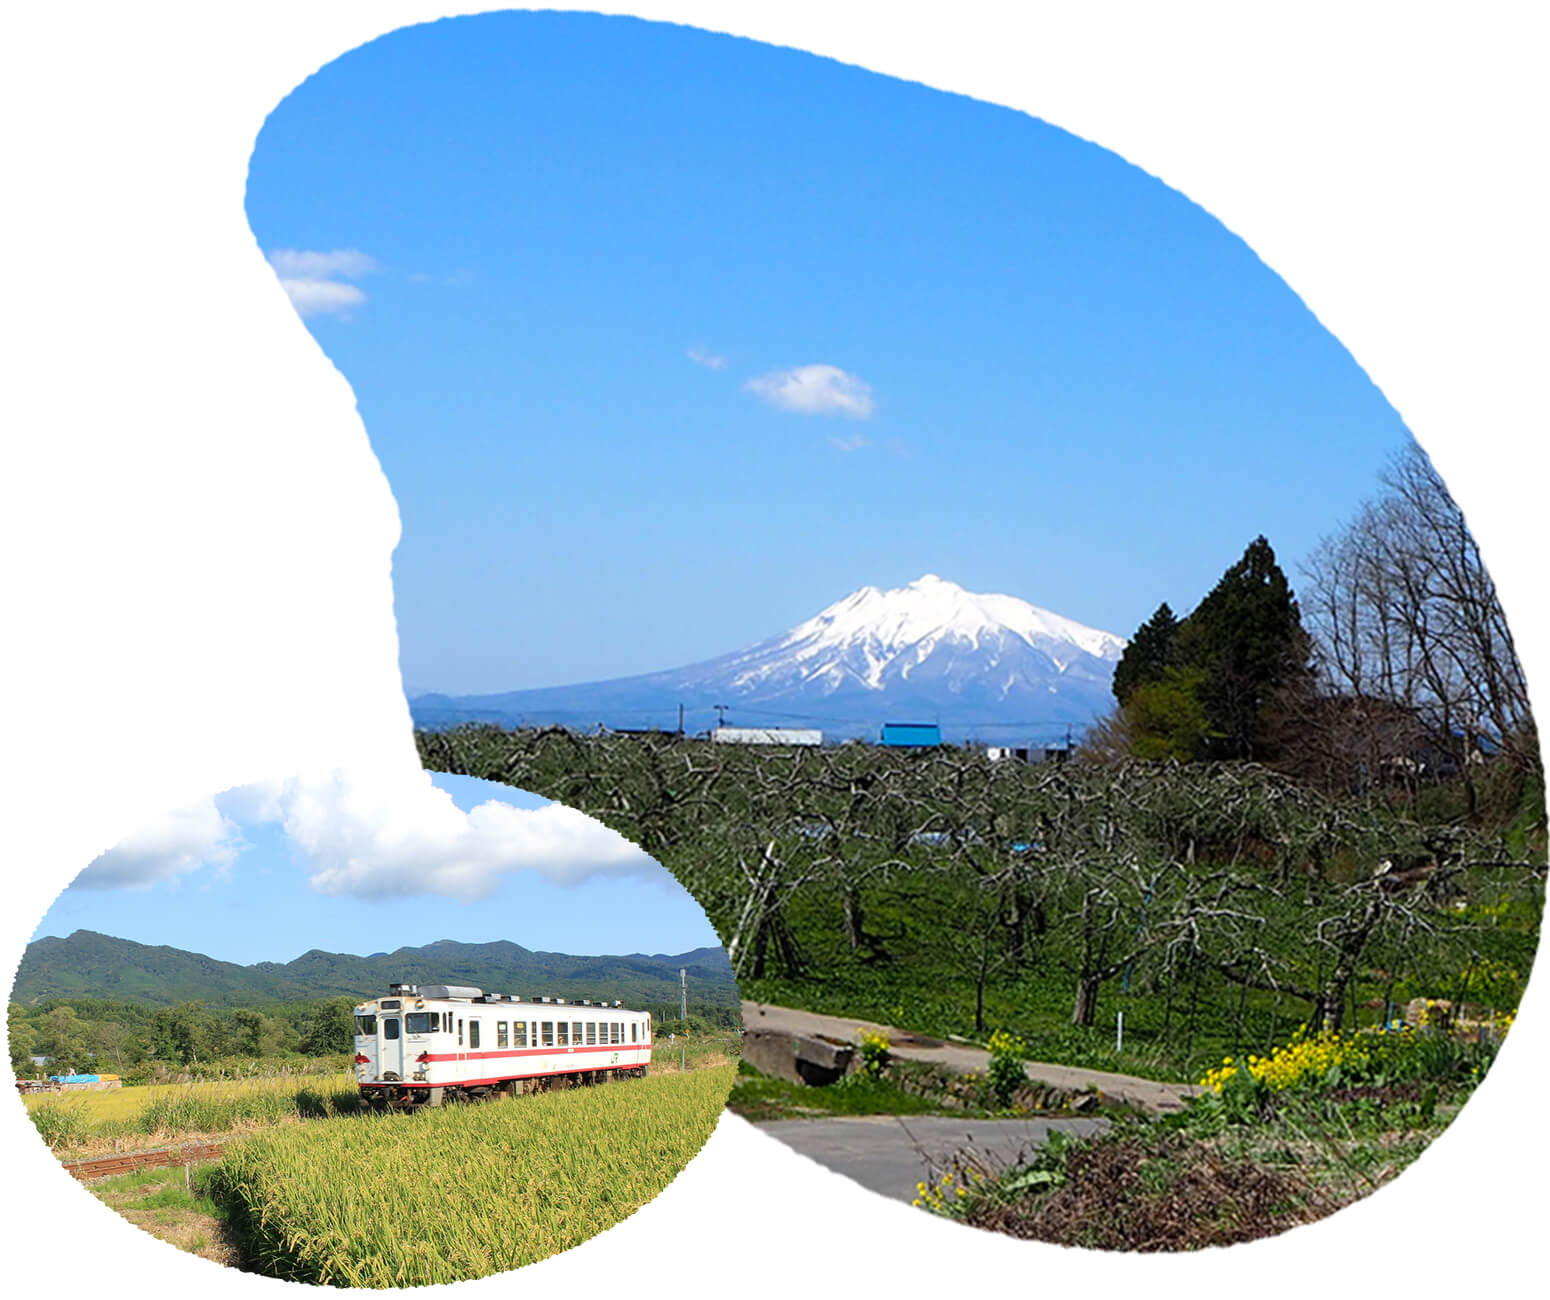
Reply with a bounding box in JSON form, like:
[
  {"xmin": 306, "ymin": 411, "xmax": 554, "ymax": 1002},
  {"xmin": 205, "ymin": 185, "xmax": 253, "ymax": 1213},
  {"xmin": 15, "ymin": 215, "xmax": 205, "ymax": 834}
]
[
  {"xmin": 1112, "ymin": 602, "xmax": 1180, "ymax": 704},
  {"xmin": 1176, "ymin": 536, "xmax": 1311, "ymax": 760}
]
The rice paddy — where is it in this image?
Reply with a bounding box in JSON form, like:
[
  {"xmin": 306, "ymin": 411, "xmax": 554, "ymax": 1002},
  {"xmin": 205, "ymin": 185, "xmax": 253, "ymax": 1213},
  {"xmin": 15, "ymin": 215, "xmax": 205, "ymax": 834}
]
[
  {"xmin": 211, "ymin": 1064, "xmax": 734, "ymax": 1286},
  {"xmin": 24, "ymin": 1073, "xmax": 359, "ymax": 1154}
]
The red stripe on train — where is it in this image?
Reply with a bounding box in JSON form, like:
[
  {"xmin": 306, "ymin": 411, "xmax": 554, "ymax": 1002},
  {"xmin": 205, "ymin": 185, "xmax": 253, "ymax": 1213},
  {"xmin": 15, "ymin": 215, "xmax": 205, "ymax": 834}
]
[
  {"xmin": 360, "ymin": 1062, "xmax": 647, "ymax": 1089},
  {"xmin": 420, "ymin": 1043, "xmax": 641, "ymax": 1063}
]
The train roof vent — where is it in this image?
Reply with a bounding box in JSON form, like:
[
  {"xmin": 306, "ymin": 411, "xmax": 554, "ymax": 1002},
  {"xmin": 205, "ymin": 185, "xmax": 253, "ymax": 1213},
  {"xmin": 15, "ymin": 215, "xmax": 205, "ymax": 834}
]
[
  {"xmin": 388, "ymin": 983, "xmax": 419, "ymax": 996},
  {"xmin": 420, "ymin": 985, "xmax": 483, "ymax": 1001}
]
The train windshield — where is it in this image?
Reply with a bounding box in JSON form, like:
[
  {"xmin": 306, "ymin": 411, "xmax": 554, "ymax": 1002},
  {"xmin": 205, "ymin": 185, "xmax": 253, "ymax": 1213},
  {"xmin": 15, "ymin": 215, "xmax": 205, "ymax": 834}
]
[
  {"xmin": 405, "ymin": 1012, "xmax": 439, "ymax": 1034},
  {"xmin": 383, "ymin": 1018, "xmax": 401, "ymax": 1040},
  {"xmin": 354, "ymin": 1015, "xmax": 377, "ymax": 1036}
]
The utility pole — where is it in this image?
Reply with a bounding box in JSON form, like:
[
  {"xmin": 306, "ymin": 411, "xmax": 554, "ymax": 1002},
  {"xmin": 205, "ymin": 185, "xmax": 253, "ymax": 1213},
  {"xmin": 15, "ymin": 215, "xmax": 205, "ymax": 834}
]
[
  {"xmin": 678, "ymin": 703, "xmax": 685, "ymax": 735},
  {"xmin": 714, "ymin": 704, "xmax": 729, "ymax": 728},
  {"xmin": 680, "ymin": 968, "xmax": 687, "ymax": 1023}
]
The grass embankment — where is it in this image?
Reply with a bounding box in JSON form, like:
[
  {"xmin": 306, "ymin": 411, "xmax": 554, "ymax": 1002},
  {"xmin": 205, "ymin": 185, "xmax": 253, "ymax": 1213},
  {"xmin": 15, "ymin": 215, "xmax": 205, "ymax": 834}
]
[
  {"xmin": 24, "ymin": 1073, "xmax": 359, "ymax": 1158},
  {"xmin": 728, "ymin": 1059, "xmax": 995, "ymax": 1122},
  {"xmin": 211, "ymin": 1064, "xmax": 734, "ymax": 1286},
  {"xmin": 84, "ymin": 1163, "xmax": 238, "ymax": 1265},
  {"xmin": 650, "ymin": 1031, "xmax": 740, "ymax": 1073},
  {"xmin": 916, "ymin": 1023, "xmax": 1499, "ymax": 1249}
]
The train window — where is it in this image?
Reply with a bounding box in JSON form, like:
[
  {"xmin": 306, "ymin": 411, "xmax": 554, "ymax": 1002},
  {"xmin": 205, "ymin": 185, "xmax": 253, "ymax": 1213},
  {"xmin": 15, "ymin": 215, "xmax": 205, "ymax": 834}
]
[
  {"xmin": 630, "ymin": 1023, "xmax": 637, "ymax": 1043},
  {"xmin": 573, "ymin": 1021, "xmax": 583, "ymax": 1043},
  {"xmin": 405, "ymin": 1012, "xmax": 438, "ymax": 1034},
  {"xmin": 513, "ymin": 1021, "xmax": 528, "ymax": 1047},
  {"xmin": 557, "ymin": 1023, "xmax": 568, "ymax": 1046},
  {"xmin": 611, "ymin": 1022, "xmax": 621, "ymax": 1045},
  {"xmin": 457, "ymin": 1019, "xmax": 463, "ymax": 1047},
  {"xmin": 383, "ymin": 1018, "xmax": 400, "ymax": 1040},
  {"xmin": 469, "ymin": 1021, "xmax": 481, "ymax": 1050},
  {"xmin": 353, "ymin": 1015, "xmax": 376, "ymax": 1035},
  {"xmin": 541, "ymin": 1021, "xmax": 554, "ymax": 1047},
  {"xmin": 586, "ymin": 1022, "xmax": 596, "ymax": 1045},
  {"xmin": 442, "ymin": 1012, "xmax": 451, "ymax": 1032},
  {"xmin": 497, "ymin": 1022, "xmax": 509, "ymax": 1049}
]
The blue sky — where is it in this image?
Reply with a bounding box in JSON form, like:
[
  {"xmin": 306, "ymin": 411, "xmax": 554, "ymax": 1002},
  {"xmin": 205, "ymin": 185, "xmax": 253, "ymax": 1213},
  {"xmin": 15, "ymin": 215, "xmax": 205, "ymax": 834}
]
[
  {"xmin": 247, "ymin": 10, "xmax": 1414, "ymax": 696},
  {"xmin": 30, "ymin": 773, "xmax": 720, "ymax": 966}
]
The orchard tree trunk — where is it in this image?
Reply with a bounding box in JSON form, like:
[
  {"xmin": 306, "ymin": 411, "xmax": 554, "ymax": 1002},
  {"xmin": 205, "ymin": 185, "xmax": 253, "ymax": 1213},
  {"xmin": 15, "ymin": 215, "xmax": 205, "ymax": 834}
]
[{"xmin": 1071, "ymin": 975, "xmax": 1100, "ymax": 1027}]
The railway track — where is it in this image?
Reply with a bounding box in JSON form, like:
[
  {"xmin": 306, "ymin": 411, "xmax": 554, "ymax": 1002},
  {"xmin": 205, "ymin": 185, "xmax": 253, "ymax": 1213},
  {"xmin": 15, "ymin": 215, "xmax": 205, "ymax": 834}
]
[{"xmin": 61, "ymin": 1140, "xmax": 227, "ymax": 1182}]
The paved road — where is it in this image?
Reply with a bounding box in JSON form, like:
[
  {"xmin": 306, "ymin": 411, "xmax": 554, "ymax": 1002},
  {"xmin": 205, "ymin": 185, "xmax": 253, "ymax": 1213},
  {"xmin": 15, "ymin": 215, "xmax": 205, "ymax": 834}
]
[
  {"xmin": 741, "ymin": 1000, "xmax": 1198, "ymax": 1113},
  {"xmin": 754, "ymin": 1115, "xmax": 1108, "ymax": 1203}
]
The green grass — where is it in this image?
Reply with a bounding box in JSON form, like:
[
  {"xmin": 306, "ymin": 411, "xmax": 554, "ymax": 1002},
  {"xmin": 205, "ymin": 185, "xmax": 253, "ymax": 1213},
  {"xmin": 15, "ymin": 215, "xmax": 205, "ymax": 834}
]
[
  {"xmin": 211, "ymin": 1065, "xmax": 735, "ymax": 1286},
  {"xmin": 85, "ymin": 1163, "xmax": 235, "ymax": 1263},
  {"xmin": 88, "ymin": 1166, "xmax": 227, "ymax": 1226},
  {"xmin": 727, "ymin": 1060, "xmax": 986, "ymax": 1122}
]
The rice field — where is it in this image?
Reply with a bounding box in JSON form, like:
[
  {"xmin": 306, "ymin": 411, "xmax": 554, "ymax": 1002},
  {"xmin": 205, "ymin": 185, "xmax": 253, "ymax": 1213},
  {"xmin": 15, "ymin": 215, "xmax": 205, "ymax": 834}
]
[
  {"xmin": 23, "ymin": 1073, "xmax": 359, "ymax": 1153},
  {"xmin": 211, "ymin": 1064, "xmax": 735, "ymax": 1286}
]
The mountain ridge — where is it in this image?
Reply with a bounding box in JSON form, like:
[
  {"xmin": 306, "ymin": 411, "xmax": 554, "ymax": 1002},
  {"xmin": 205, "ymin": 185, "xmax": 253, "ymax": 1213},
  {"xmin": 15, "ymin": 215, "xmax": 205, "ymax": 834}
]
[
  {"xmin": 413, "ymin": 575, "xmax": 1126, "ymax": 741},
  {"xmin": 13, "ymin": 929, "xmax": 736, "ymax": 1009}
]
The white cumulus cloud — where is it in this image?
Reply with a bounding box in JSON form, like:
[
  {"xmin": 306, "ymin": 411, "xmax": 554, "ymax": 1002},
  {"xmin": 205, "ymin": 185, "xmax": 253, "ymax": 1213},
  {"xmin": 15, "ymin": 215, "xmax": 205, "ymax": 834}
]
[
  {"xmin": 266, "ymin": 248, "xmax": 376, "ymax": 319},
  {"xmin": 745, "ymin": 363, "xmax": 875, "ymax": 419},
  {"xmin": 281, "ymin": 772, "xmax": 656, "ymax": 901},
  {"xmin": 73, "ymin": 798, "xmax": 244, "ymax": 890},
  {"xmin": 687, "ymin": 344, "xmax": 726, "ymax": 370},
  {"xmin": 69, "ymin": 772, "xmax": 659, "ymax": 902}
]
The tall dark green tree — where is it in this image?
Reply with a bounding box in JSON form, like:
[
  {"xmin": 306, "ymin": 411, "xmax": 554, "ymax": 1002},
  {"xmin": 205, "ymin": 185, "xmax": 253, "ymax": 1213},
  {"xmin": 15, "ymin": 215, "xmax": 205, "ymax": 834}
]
[
  {"xmin": 1112, "ymin": 602, "xmax": 1180, "ymax": 704},
  {"xmin": 1176, "ymin": 536, "xmax": 1312, "ymax": 760}
]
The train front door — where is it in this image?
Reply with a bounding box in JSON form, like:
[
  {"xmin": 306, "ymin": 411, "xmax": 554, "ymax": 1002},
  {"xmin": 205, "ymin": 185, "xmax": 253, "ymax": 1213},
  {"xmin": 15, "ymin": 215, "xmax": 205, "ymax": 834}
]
[{"xmin": 380, "ymin": 1016, "xmax": 404, "ymax": 1079}]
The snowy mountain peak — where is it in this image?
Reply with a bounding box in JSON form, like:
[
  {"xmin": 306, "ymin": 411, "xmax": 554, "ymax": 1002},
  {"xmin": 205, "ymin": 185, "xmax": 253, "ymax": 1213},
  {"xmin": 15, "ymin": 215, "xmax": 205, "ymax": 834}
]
[{"xmin": 722, "ymin": 575, "xmax": 1126, "ymax": 694}]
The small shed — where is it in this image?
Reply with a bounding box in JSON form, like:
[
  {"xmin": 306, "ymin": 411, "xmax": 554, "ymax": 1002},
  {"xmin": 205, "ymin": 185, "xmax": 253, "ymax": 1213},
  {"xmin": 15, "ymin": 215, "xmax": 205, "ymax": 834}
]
[{"xmin": 880, "ymin": 722, "xmax": 942, "ymax": 748}]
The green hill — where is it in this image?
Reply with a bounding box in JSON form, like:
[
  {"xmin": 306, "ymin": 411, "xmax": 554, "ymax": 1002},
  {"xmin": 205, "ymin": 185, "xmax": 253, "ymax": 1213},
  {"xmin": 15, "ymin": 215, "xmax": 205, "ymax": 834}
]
[{"xmin": 14, "ymin": 930, "xmax": 737, "ymax": 1010}]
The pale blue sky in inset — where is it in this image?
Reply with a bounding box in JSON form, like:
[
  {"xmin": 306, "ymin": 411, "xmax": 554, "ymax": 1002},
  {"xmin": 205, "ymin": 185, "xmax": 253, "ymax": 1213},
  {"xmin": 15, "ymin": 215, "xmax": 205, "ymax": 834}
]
[{"xmin": 32, "ymin": 774, "xmax": 720, "ymax": 966}]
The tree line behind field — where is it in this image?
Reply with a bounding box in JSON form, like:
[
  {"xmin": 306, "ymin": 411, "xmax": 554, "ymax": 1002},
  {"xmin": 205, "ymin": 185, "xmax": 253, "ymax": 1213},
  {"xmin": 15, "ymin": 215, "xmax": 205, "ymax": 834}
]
[{"xmin": 8, "ymin": 995, "xmax": 740, "ymax": 1079}]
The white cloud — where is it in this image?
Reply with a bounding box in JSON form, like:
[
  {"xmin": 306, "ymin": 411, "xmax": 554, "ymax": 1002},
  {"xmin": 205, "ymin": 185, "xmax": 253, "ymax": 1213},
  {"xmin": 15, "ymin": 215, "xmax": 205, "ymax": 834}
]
[
  {"xmin": 830, "ymin": 433, "xmax": 871, "ymax": 452},
  {"xmin": 266, "ymin": 249, "xmax": 376, "ymax": 319},
  {"xmin": 267, "ymin": 249, "xmax": 377, "ymax": 279},
  {"xmin": 71, "ymin": 772, "xmax": 659, "ymax": 902},
  {"xmin": 687, "ymin": 344, "xmax": 726, "ymax": 370},
  {"xmin": 745, "ymin": 363, "xmax": 875, "ymax": 418},
  {"xmin": 281, "ymin": 772, "xmax": 656, "ymax": 901},
  {"xmin": 277, "ymin": 278, "xmax": 367, "ymax": 318},
  {"xmin": 73, "ymin": 798, "xmax": 244, "ymax": 890}
]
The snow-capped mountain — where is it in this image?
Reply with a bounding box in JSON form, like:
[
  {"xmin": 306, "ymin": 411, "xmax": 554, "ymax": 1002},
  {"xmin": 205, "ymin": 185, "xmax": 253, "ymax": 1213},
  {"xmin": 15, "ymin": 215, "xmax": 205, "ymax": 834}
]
[{"xmin": 412, "ymin": 575, "xmax": 1126, "ymax": 743}]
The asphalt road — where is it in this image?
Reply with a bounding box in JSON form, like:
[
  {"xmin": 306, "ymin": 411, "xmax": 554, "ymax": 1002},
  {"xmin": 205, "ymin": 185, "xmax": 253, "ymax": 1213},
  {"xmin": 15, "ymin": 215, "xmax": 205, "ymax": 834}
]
[{"xmin": 754, "ymin": 1114, "xmax": 1109, "ymax": 1204}]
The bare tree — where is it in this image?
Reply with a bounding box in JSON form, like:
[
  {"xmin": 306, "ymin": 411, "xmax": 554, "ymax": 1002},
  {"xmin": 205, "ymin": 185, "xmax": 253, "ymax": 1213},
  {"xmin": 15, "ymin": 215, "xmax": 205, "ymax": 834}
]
[{"xmin": 1302, "ymin": 443, "xmax": 1539, "ymax": 804}]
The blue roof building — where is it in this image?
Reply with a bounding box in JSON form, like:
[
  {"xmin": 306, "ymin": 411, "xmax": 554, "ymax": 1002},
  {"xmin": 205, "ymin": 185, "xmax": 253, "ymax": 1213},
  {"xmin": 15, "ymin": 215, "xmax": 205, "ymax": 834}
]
[{"xmin": 880, "ymin": 722, "xmax": 942, "ymax": 748}]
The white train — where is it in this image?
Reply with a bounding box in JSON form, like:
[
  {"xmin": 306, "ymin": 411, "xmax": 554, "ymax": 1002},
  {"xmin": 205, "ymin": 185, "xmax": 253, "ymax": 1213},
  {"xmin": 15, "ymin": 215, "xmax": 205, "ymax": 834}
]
[{"xmin": 353, "ymin": 982, "xmax": 653, "ymax": 1107}]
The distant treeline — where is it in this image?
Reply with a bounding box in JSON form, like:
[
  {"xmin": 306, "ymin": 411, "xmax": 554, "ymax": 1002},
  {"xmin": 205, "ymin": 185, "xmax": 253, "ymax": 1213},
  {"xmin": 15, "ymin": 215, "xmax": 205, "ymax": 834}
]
[{"xmin": 8, "ymin": 994, "xmax": 738, "ymax": 1077}]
